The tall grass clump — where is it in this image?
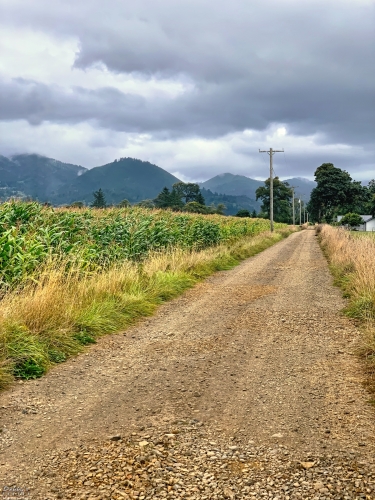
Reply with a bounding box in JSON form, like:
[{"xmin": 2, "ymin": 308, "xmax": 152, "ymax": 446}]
[
  {"xmin": 318, "ymin": 225, "xmax": 375, "ymax": 395},
  {"xmin": 0, "ymin": 200, "xmax": 292, "ymax": 388}
]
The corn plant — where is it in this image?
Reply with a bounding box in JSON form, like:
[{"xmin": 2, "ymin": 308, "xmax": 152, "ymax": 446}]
[{"xmin": 0, "ymin": 201, "xmax": 283, "ymax": 290}]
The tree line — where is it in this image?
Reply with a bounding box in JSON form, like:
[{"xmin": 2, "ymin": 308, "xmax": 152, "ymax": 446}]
[
  {"xmin": 307, "ymin": 163, "xmax": 375, "ymax": 223},
  {"xmin": 86, "ymin": 182, "xmax": 263, "ymax": 217},
  {"xmin": 78, "ymin": 162, "xmax": 375, "ymax": 225},
  {"xmin": 86, "ymin": 183, "xmax": 228, "ymax": 215},
  {"xmin": 76, "ymin": 179, "xmax": 298, "ymax": 222}
]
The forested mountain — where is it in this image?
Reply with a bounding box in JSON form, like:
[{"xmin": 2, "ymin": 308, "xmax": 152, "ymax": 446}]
[
  {"xmin": 0, "ymin": 154, "xmax": 86, "ymax": 202},
  {"xmin": 0, "ymin": 153, "xmax": 315, "ymax": 207},
  {"xmin": 200, "ymin": 173, "xmax": 264, "ymax": 199},
  {"xmin": 200, "ymin": 188, "xmax": 260, "ymax": 215},
  {"xmin": 0, "ymin": 155, "xmax": 179, "ymax": 205},
  {"xmin": 55, "ymin": 157, "xmax": 180, "ymax": 205}
]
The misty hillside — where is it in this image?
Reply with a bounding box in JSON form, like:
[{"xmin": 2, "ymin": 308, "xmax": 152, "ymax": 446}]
[
  {"xmin": 284, "ymin": 177, "xmax": 316, "ymax": 203},
  {"xmin": 0, "ymin": 154, "xmax": 86, "ymax": 202},
  {"xmin": 201, "ymin": 188, "xmax": 260, "ymax": 215},
  {"xmin": 0, "ymin": 154, "xmax": 180, "ymax": 205},
  {"xmin": 201, "ymin": 173, "xmax": 315, "ymax": 203},
  {"xmin": 200, "ymin": 173, "xmax": 264, "ymax": 198}
]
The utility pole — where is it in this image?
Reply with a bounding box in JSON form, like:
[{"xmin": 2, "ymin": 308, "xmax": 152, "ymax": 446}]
[
  {"xmin": 290, "ymin": 186, "xmax": 298, "ymax": 226},
  {"xmin": 259, "ymin": 148, "xmax": 284, "ymax": 232},
  {"xmin": 304, "ymin": 205, "xmax": 306, "ymax": 224},
  {"xmin": 299, "ymin": 199, "xmax": 302, "ymax": 225}
]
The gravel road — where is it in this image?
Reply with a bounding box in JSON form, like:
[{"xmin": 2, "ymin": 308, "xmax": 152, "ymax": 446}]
[{"xmin": 1, "ymin": 229, "xmax": 374, "ymax": 499}]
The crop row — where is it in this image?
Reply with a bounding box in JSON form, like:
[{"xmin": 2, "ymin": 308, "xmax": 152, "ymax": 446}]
[{"xmin": 0, "ymin": 201, "xmax": 283, "ymax": 289}]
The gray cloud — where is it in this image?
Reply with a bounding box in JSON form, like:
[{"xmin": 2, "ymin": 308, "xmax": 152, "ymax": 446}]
[
  {"xmin": 0, "ymin": 0, "xmax": 374, "ymax": 178},
  {"xmin": 0, "ymin": 73, "xmax": 373, "ymax": 147}
]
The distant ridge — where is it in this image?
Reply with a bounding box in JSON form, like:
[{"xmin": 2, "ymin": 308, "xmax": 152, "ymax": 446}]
[
  {"xmin": 200, "ymin": 172, "xmax": 315, "ymax": 203},
  {"xmin": 0, "ymin": 153, "xmax": 316, "ymax": 206}
]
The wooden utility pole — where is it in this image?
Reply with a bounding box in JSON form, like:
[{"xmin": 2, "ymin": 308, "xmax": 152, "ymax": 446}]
[
  {"xmin": 290, "ymin": 186, "xmax": 298, "ymax": 226},
  {"xmin": 259, "ymin": 148, "xmax": 284, "ymax": 232},
  {"xmin": 299, "ymin": 199, "xmax": 302, "ymax": 225}
]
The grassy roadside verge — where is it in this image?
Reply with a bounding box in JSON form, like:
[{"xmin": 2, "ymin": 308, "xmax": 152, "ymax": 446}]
[
  {"xmin": 317, "ymin": 224, "xmax": 375, "ymax": 400},
  {"xmin": 0, "ymin": 227, "xmax": 293, "ymax": 389}
]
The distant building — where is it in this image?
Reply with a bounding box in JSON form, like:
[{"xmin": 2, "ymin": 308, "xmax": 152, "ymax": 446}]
[{"xmin": 337, "ymin": 215, "xmax": 375, "ymax": 231}]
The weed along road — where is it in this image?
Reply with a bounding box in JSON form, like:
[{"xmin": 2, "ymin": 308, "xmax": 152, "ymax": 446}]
[{"xmin": 1, "ymin": 229, "xmax": 375, "ymax": 499}]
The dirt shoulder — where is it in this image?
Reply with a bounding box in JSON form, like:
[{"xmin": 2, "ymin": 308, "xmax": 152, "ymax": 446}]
[{"xmin": 1, "ymin": 229, "xmax": 374, "ymax": 499}]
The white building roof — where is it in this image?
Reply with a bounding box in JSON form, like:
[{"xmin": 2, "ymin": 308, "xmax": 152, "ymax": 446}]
[
  {"xmin": 337, "ymin": 214, "xmax": 374, "ymax": 223},
  {"xmin": 361, "ymin": 215, "xmax": 373, "ymax": 222}
]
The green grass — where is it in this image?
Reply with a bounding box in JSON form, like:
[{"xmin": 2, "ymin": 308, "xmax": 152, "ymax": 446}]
[{"xmin": 0, "ymin": 227, "xmax": 293, "ymax": 388}]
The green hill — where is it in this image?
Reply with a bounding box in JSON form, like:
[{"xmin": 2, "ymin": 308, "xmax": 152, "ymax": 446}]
[
  {"xmin": 0, "ymin": 154, "xmax": 87, "ymax": 202},
  {"xmin": 55, "ymin": 157, "xmax": 180, "ymax": 205}
]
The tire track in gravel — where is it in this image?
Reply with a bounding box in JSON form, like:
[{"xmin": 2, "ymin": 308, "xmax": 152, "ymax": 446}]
[{"xmin": 1, "ymin": 229, "xmax": 375, "ymax": 499}]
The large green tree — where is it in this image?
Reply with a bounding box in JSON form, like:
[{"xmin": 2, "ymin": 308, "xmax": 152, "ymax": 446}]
[
  {"xmin": 153, "ymin": 186, "xmax": 184, "ymax": 209},
  {"xmin": 361, "ymin": 179, "xmax": 375, "ymax": 216},
  {"xmin": 340, "ymin": 213, "xmax": 363, "ymax": 228},
  {"xmin": 255, "ymin": 177, "xmax": 293, "ymax": 223},
  {"xmin": 172, "ymin": 182, "xmax": 204, "ymax": 204},
  {"xmin": 235, "ymin": 209, "xmax": 251, "ymax": 218},
  {"xmin": 154, "ymin": 182, "xmax": 205, "ymax": 210},
  {"xmin": 91, "ymin": 188, "xmax": 106, "ymax": 208},
  {"xmin": 307, "ymin": 163, "xmax": 365, "ymax": 223}
]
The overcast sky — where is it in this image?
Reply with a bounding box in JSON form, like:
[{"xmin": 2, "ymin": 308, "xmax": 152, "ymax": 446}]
[{"xmin": 0, "ymin": 0, "xmax": 374, "ymax": 182}]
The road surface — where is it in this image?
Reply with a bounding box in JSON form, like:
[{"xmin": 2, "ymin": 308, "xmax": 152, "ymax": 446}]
[{"xmin": 1, "ymin": 229, "xmax": 374, "ymax": 499}]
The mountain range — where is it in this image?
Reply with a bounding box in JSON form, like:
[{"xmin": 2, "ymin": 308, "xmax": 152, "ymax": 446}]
[
  {"xmin": 0, "ymin": 153, "xmax": 316, "ymax": 211},
  {"xmin": 0, "ymin": 154, "xmax": 179, "ymax": 206},
  {"xmin": 200, "ymin": 173, "xmax": 315, "ymax": 203}
]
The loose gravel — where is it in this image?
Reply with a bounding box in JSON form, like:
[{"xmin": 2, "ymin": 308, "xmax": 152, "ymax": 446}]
[
  {"xmin": 1, "ymin": 230, "xmax": 375, "ymax": 499},
  {"xmin": 35, "ymin": 420, "xmax": 375, "ymax": 499}
]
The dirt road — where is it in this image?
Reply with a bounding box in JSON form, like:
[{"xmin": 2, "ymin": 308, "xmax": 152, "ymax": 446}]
[{"xmin": 1, "ymin": 229, "xmax": 375, "ymax": 499}]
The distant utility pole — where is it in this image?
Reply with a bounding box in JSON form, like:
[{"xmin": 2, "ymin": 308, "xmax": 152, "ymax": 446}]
[
  {"xmin": 290, "ymin": 186, "xmax": 298, "ymax": 226},
  {"xmin": 299, "ymin": 199, "xmax": 302, "ymax": 225},
  {"xmin": 259, "ymin": 147, "xmax": 284, "ymax": 232}
]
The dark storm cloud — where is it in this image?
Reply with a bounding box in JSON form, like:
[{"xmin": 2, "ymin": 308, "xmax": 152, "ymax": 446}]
[
  {"xmin": 1, "ymin": 0, "xmax": 375, "ymax": 147},
  {"xmin": 0, "ymin": 74, "xmax": 373, "ymax": 147}
]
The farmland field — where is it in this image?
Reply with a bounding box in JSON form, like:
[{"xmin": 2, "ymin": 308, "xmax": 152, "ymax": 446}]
[
  {"xmin": 0, "ymin": 201, "xmax": 290, "ymax": 386},
  {"xmin": 0, "ymin": 201, "xmax": 283, "ymax": 290},
  {"xmin": 350, "ymin": 230, "xmax": 375, "ymax": 239}
]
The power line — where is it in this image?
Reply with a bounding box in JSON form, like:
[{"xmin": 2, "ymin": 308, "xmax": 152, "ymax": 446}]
[{"xmin": 259, "ymin": 148, "xmax": 284, "ymax": 232}]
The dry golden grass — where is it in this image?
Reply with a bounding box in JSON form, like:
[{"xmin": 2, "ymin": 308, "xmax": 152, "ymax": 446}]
[
  {"xmin": 319, "ymin": 225, "xmax": 375, "ymax": 395},
  {"xmin": 0, "ymin": 228, "xmax": 292, "ymax": 388}
]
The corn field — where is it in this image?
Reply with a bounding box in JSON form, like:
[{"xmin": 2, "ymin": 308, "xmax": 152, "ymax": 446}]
[
  {"xmin": 0, "ymin": 202, "xmax": 290, "ymax": 385},
  {"xmin": 0, "ymin": 201, "xmax": 283, "ymax": 290}
]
